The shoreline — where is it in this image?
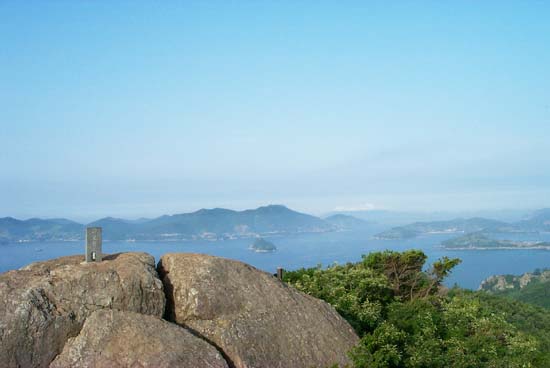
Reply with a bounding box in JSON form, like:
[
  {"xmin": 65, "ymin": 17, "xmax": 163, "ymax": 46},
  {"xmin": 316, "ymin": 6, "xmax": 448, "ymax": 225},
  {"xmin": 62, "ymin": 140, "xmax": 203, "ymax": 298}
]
[{"xmin": 443, "ymin": 246, "xmax": 550, "ymax": 251}]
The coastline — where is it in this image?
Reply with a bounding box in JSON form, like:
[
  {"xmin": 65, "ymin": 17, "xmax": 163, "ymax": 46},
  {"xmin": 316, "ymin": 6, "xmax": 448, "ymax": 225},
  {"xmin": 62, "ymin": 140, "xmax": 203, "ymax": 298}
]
[{"xmin": 442, "ymin": 246, "xmax": 550, "ymax": 251}]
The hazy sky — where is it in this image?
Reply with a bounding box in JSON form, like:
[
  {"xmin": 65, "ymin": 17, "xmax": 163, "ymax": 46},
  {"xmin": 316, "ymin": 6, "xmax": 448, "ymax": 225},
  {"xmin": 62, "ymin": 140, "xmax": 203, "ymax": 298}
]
[{"xmin": 1, "ymin": 1, "xmax": 549, "ymax": 221}]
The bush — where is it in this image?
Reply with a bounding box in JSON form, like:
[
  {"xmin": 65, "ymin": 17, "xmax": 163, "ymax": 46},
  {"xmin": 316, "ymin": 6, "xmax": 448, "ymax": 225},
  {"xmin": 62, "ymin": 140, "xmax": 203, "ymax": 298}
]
[{"xmin": 284, "ymin": 250, "xmax": 547, "ymax": 367}]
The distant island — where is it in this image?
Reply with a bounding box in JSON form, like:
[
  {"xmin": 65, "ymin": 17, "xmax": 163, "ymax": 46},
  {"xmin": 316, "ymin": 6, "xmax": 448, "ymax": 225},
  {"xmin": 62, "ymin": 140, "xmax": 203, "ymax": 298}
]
[
  {"xmin": 374, "ymin": 217, "xmax": 511, "ymax": 240},
  {"xmin": 249, "ymin": 238, "xmax": 277, "ymax": 253},
  {"xmin": 374, "ymin": 209, "xmax": 550, "ymax": 240},
  {"xmin": 0, "ymin": 205, "xmax": 338, "ymax": 243},
  {"xmin": 442, "ymin": 232, "xmax": 550, "ymax": 250},
  {"xmin": 373, "ymin": 226, "xmax": 422, "ymax": 240}
]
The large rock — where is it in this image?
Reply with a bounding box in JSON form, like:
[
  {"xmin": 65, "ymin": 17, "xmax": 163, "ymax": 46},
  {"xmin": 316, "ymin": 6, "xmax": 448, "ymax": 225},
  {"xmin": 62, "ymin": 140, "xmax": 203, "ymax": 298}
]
[
  {"xmin": 0, "ymin": 252, "xmax": 165, "ymax": 368},
  {"xmin": 50, "ymin": 309, "xmax": 229, "ymax": 368},
  {"xmin": 158, "ymin": 253, "xmax": 359, "ymax": 368}
]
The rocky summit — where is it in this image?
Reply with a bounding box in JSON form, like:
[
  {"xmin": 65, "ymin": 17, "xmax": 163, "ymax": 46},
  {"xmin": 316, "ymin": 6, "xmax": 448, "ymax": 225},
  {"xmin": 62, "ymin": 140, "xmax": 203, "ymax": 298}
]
[
  {"xmin": 0, "ymin": 252, "xmax": 165, "ymax": 368},
  {"xmin": 0, "ymin": 252, "xmax": 358, "ymax": 368},
  {"xmin": 158, "ymin": 253, "xmax": 359, "ymax": 368}
]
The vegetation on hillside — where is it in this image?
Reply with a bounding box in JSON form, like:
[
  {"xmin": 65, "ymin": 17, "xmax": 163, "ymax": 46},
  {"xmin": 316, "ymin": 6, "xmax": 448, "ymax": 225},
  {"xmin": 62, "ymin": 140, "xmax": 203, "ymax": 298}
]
[
  {"xmin": 480, "ymin": 268, "xmax": 550, "ymax": 309},
  {"xmin": 284, "ymin": 250, "xmax": 550, "ymax": 367},
  {"xmin": 495, "ymin": 280, "xmax": 550, "ymax": 309}
]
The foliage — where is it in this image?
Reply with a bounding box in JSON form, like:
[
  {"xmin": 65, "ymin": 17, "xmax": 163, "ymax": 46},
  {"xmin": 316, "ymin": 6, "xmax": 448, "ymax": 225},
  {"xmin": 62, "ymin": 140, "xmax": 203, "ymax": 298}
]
[
  {"xmin": 496, "ymin": 280, "xmax": 550, "ymax": 309},
  {"xmin": 479, "ymin": 268, "xmax": 550, "ymax": 309},
  {"xmin": 451, "ymin": 289, "xmax": 550, "ymax": 367},
  {"xmin": 484, "ymin": 275, "xmax": 550, "ymax": 310},
  {"xmin": 284, "ymin": 250, "xmax": 547, "ymax": 368},
  {"xmin": 283, "ymin": 260, "xmax": 391, "ymax": 332}
]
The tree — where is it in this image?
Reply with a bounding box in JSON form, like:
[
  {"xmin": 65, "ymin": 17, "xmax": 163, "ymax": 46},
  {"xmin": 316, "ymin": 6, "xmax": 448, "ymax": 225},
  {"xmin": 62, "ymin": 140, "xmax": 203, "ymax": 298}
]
[{"xmin": 362, "ymin": 250, "xmax": 461, "ymax": 301}]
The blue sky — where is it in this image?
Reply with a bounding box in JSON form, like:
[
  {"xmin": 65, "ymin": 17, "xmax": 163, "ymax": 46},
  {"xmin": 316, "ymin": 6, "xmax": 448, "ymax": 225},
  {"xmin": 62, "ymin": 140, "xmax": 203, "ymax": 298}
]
[{"xmin": 1, "ymin": 1, "xmax": 549, "ymax": 220}]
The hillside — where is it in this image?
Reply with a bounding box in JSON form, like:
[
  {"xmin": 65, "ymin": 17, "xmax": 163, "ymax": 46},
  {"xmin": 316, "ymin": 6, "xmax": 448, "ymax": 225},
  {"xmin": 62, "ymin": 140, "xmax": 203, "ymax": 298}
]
[
  {"xmin": 0, "ymin": 217, "xmax": 83, "ymax": 242},
  {"xmin": 0, "ymin": 205, "xmax": 335, "ymax": 242},
  {"xmin": 480, "ymin": 268, "xmax": 550, "ymax": 308},
  {"xmin": 283, "ymin": 250, "xmax": 550, "ymax": 367}
]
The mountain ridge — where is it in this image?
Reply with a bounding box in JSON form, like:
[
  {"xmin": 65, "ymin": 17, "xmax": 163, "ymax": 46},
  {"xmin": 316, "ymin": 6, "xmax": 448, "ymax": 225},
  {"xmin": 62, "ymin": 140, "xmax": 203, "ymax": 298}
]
[{"xmin": 0, "ymin": 205, "xmax": 335, "ymax": 242}]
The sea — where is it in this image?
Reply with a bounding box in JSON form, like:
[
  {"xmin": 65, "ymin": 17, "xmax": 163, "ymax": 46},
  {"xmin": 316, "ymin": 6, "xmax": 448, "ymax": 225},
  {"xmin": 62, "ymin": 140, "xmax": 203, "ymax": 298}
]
[{"xmin": 2, "ymin": 227, "xmax": 550, "ymax": 290}]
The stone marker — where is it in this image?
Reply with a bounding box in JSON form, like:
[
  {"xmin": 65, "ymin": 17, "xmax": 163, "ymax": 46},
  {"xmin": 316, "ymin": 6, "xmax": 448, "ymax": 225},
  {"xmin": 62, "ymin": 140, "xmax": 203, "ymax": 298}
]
[
  {"xmin": 85, "ymin": 227, "xmax": 102, "ymax": 262},
  {"xmin": 277, "ymin": 266, "xmax": 284, "ymax": 280}
]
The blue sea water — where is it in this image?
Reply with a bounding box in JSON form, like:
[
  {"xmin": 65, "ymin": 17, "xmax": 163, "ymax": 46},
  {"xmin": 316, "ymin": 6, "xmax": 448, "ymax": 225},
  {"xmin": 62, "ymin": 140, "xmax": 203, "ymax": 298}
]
[{"xmin": 1, "ymin": 229, "xmax": 550, "ymax": 290}]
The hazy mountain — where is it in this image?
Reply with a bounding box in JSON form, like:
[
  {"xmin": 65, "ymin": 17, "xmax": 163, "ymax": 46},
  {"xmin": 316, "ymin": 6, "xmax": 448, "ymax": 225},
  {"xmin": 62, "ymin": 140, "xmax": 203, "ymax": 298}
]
[
  {"xmin": 441, "ymin": 232, "xmax": 550, "ymax": 250},
  {"xmin": 374, "ymin": 208, "xmax": 550, "ymax": 240},
  {"xmin": 324, "ymin": 214, "xmax": 370, "ymax": 230},
  {"xmin": 515, "ymin": 208, "xmax": 550, "ymax": 232},
  {"xmin": 129, "ymin": 205, "xmax": 333, "ymax": 241},
  {"xmin": 87, "ymin": 217, "xmax": 141, "ymax": 241},
  {"xmin": 330, "ymin": 209, "xmax": 531, "ymax": 227},
  {"xmin": 326, "ymin": 210, "xmax": 433, "ymax": 227},
  {"xmin": 4, "ymin": 207, "xmax": 549, "ymax": 243},
  {"xmin": 374, "ymin": 217, "xmax": 512, "ymax": 240},
  {"xmin": 0, "ymin": 217, "xmax": 83, "ymax": 242},
  {"xmin": 0, "ymin": 205, "xmax": 335, "ymax": 242}
]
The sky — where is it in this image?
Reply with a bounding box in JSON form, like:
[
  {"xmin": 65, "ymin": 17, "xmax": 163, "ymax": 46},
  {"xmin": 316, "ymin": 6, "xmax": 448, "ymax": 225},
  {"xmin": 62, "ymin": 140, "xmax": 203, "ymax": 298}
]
[{"xmin": 1, "ymin": 1, "xmax": 549, "ymax": 221}]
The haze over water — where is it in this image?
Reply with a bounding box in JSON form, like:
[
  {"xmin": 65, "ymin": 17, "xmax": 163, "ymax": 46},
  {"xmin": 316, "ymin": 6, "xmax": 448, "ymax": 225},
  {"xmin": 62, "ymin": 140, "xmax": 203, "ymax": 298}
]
[{"xmin": 3, "ymin": 229, "xmax": 550, "ymax": 290}]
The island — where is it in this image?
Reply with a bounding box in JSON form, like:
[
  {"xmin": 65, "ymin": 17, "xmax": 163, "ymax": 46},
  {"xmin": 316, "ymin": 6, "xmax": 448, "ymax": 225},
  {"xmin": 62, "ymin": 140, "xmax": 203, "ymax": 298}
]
[
  {"xmin": 373, "ymin": 226, "xmax": 420, "ymax": 240},
  {"xmin": 441, "ymin": 232, "xmax": 550, "ymax": 250},
  {"xmin": 249, "ymin": 238, "xmax": 277, "ymax": 253},
  {"xmin": 374, "ymin": 217, "xmax": 511, "ymax": 240}
]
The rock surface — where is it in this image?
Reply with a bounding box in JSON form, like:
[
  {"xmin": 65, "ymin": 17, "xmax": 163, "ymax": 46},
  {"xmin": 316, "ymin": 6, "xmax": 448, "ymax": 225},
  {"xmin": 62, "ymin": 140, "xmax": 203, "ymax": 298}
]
[
  {"xmin": 0, "ymin": 253, "xmax": 165, "ymax": 368},
  {"xmin": 158, "ymin": 253, "xmax": 359, "ymax": 368},
  {"xmin": 50, "ymin": 309, "xmax": 229, "ymax": 368}
]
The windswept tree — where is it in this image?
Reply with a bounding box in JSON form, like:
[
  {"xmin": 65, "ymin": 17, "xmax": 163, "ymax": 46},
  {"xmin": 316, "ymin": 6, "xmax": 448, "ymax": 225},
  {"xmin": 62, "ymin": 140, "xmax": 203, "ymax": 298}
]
[{"xmin": 362, "ymin": 250, "xmax": 461, "ymax": 301}]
